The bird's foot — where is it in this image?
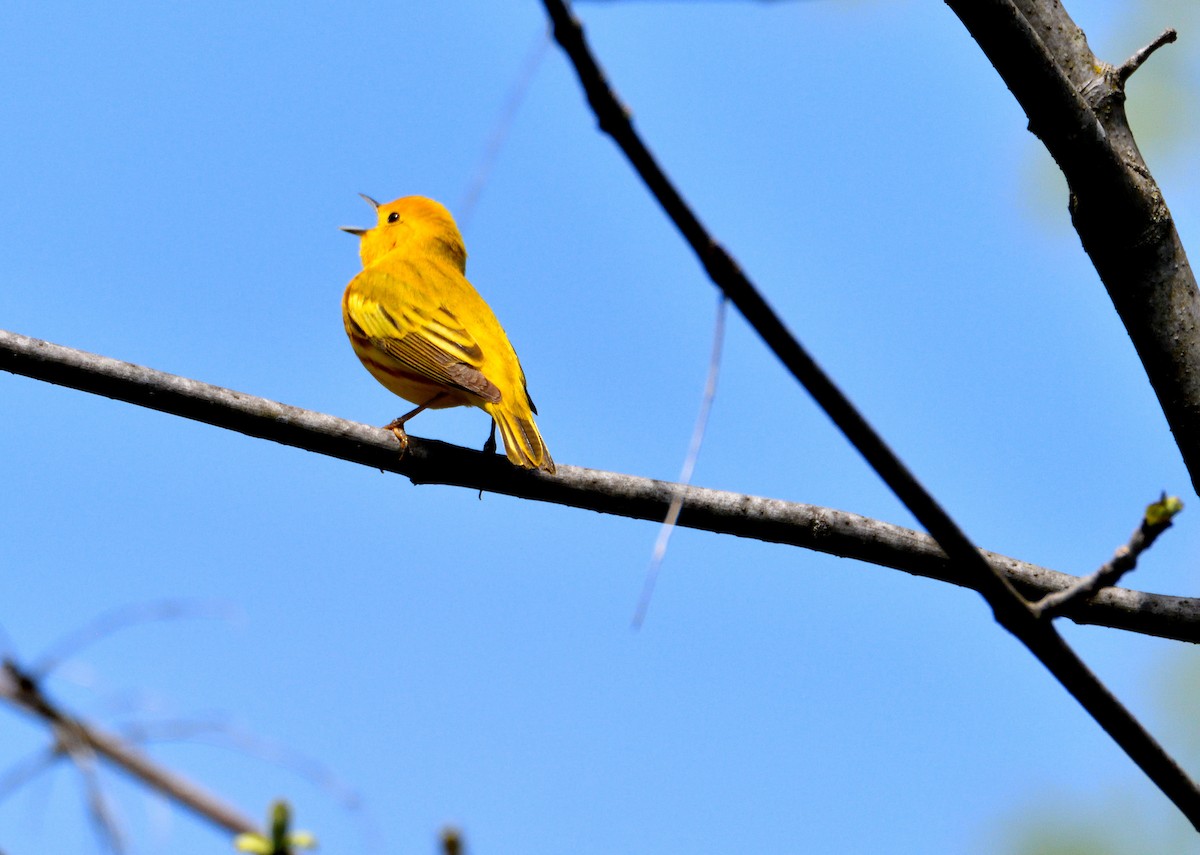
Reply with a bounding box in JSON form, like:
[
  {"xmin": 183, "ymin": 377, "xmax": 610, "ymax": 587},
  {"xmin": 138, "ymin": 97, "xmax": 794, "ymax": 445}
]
[{"xmin": 383, "ymin": 419, "xmax": 410, "ymax": 456}]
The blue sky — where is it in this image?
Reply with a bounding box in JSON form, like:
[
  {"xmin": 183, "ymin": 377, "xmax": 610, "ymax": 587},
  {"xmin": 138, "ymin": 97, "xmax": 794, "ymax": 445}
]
[{"xmin": 2, "ymin": 1, "xmax": 1200, "ymax": 853}]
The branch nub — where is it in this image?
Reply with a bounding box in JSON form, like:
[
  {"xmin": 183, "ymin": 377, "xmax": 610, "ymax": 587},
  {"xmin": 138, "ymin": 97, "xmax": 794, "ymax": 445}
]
[{"xmin": 1118, "ymin": 27, "xmax": 1178, "ymax": 85}]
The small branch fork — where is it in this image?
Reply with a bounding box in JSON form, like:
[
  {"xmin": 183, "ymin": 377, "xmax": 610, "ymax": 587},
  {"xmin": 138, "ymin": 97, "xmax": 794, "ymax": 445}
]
[{"xmin": 539, "ymin": 0, "xmax": 1200, "ymax": 829}]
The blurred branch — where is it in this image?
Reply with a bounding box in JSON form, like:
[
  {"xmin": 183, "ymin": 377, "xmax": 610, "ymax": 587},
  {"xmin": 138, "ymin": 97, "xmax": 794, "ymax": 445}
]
[
  {"xmin": 0, "ymin": 658, "xmax": 259, "ymax": 837},
  {"xmin": 945, "ymin": 2, "xmax": 1200, "ymax": 497},
  {"xmin": 31, "ymin": 598, "xmax": 238, "ymax": 679},
  {"xmin": 458, "ymin": 28, "xmax": 551, "ymax": 226},
  {"xmin": 74, "ymin": 742, "xmax": 126, "ymax": 854},
  {"xmin": 540, "ymin": 0, "xmax": 1024, "ymax": 607},
  {"xmin": 3, "ymin": 327, "xmax": 1200, "ymax": 642},
  {"xmin": 633, "ymin": 296, "xmax": 727, "ymax": 628},
  {"xmin": 539, "ymin": 0, "xmax": 1200, "ymax": 827},
  {"xmin": 122, "ymin": 717, "xmax": 363, "ymax": 813}
]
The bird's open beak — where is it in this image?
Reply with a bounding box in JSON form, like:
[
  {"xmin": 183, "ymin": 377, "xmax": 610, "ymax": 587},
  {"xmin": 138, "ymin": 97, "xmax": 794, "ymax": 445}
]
[{"xmin": 339, "ymin": 193, "xmax": 381, "ymax": 235}]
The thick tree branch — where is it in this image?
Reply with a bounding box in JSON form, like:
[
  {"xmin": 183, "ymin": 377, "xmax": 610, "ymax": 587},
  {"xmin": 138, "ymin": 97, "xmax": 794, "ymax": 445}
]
[
  {"xmin": 945, "ymin": 0, "xmax": 1200, "ymax": 497},
  {"xmin": 540, "ymin": 0, "xmax": 1200, "ymax": 826},
  {"xmin": 3, "ymin": 327, "xmax": 1198, "ymax": 643},
  {"xmin": 0, "ymin": 659, "xmax": 259, "ymax": 837}
]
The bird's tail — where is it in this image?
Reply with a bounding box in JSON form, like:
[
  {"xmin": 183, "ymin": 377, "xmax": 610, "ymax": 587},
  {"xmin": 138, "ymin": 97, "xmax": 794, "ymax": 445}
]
[{"xmin": 486, "ymin": 402, "xmax": 555, "ymax": 474}]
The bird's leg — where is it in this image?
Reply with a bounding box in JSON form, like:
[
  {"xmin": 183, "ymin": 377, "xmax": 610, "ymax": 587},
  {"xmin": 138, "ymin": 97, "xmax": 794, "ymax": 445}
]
[
  {"xmin": 476, "ymin": 419, "xmax": 500, "ymax": 501},
  {"xmin": 482, "ymin": 420, "xmax": 498, "ymax": 456},
  {"xmin": 383, "ymin": 393, "xmax": 446, "ymax": 454}
]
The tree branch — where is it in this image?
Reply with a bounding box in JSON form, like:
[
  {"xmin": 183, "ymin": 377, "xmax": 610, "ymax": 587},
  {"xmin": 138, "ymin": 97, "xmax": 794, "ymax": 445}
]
[
  {"xmin": 0, "ymin": 659, "xmax": 259, "ymax": 837},
  {"xmin": 540, "ymin": 0, "xmax": 1022, "ymax": 625},
  {"xmin": 539, "ymin": 0, "xmax": 1200, "ymax": 826},
  {"xmin": 1117, "ymin": 27, "xmax": 1178, "ymax": 84},
  {"xmin": 4, "ymin": 327, "xmax": 1199, "ymax": 641},
  {"xmin": 944, "ymin": 0, "xmax": 1200, "ymax": 497},
  {"xmin": 1035, "ymin": 495, "xmax": 1183, "ymax": 618}
]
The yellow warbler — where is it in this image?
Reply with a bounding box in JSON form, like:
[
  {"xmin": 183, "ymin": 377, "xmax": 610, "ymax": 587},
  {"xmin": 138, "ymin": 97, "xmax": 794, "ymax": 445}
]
[{"xmin": 341, "ymin": 195, "xmax": 555, "ymax": 473}]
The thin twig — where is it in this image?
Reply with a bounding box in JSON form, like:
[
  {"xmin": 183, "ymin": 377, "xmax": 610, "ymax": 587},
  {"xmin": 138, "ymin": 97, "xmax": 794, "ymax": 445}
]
[
  {"xmin": 458, "ymin": 28, "xmax": 551, "ymax": 226},
  {"xmin": 0, "ymin": 747, "xmax": 60, "ymax": 803},
  {"xmin": 632, "ymin": 296, "xmax": 727, "ymax": 628},
  {"xmin": 540, "ymin": 0, "xmax": 1200, "ymax": 826},
  {"xmin": 1118, "ymin": 27, "xmax": 1177, "ymax": 85},
  {"xmin": 32, "ymin": 599, "xmax": 238, "ymax": 679},
  {"xmin": 125, "ymin": 718, "xmax": 385, "ymax": 855},
  {"xmin": 67, "ymin": 735, "xmax": 126, "ymax": 854},
  {"xmin": 122, "ymin": 718, "xmax": 363, "ymax": 812},
  {"xmin": 1035, "ymin": 495, "xmax": 1183, "ymax": 618},
  {"xmin": 3, "ymin": 328, "xmax": 1198, "ymax": 641}
]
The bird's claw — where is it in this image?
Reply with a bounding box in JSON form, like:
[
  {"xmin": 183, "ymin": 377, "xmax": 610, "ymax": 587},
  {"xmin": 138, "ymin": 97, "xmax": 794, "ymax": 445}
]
[{"xmin": 383, "ymin": 420, "xmax": 410, "ymax": 457}]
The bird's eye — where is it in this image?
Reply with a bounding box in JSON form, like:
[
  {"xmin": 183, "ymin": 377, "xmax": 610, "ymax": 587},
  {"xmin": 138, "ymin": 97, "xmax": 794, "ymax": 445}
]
[{"xmin": 387, "ymin": 212, "xmax": 400, "ymax": 223}]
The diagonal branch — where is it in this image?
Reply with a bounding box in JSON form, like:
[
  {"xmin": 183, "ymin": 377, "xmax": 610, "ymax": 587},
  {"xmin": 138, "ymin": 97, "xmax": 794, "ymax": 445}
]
[
  {"xmin": 0, "ymin": 659, "xmax": 259, "ymax": 837},
  {"xmin": 4, "ymin": 327, "xmax": 1199, "ymax": 642},
  {"xmin": 945, "ymin": 0, "xmax": 1200, "ymax": 497},
  {"xmin": 540, "ymin": 0, "xmax": 1023, "ymax": 619},
  {"xmin": 539, "ymin": 0, "xmax": 1200, "ymax": 826}
]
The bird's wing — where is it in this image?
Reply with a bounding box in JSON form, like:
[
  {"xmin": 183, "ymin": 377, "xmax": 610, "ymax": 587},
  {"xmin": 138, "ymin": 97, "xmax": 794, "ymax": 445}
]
[{"xmin": 344, "ymin": 270, "xmax": 501, "ymax": 403}]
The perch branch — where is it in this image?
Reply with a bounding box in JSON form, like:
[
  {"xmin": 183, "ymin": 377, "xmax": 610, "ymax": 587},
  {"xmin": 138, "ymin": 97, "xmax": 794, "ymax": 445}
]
[{"xmin": 4, "ymin": 327, "xmax": 1200, "ymax": 642}]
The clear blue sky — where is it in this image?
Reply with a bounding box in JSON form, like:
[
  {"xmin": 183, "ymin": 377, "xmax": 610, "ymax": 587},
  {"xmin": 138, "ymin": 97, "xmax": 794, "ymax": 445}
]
[{"xmin": 3, "ymin": 1, "xmax": 1199, "ymax": 853}]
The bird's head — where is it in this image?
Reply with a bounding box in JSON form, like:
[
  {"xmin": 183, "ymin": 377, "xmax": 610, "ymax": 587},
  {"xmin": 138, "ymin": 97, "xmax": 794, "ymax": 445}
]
[{"xmin": 341, "ymin": 195, "xmax": 468, "ymax": 272}]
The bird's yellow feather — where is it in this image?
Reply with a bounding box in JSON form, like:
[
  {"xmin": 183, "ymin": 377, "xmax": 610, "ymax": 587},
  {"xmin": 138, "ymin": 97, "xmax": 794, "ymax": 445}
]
[{"xmin": 341, "ymin": 196, "xmax": 554, "ymax": 473}]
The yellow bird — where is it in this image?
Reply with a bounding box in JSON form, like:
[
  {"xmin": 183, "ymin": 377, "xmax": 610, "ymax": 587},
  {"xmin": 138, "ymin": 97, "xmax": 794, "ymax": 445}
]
[{"xmin": 341, "ymin": 195, "xmax": 555, "ymax": 474}]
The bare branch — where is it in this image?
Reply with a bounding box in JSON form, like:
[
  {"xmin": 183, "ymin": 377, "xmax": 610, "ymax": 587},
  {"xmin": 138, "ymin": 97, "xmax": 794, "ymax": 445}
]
[
  {"xmin": 0, "ymin": 659, "xmax": 259, "ymax": 837},
  {"xmin": 540, "ymin": 0, "xmax": 1200, "ymax": 826},
  {"xmin": 540, "ymin": 0, "xmax": 1025, "ymax": 613},
  {"xmin": 1035, "ymin": 495, "xmax": 1183, "ymax": 618},
  {"xmin": 1117, "ymin": 27, "xmax": 1178, "ymax": 85},
  {"xmin": 4, "ymin": 328, "xmax": 1199, "ymax": 642},
  {"xmin": 945, "ymin": 0, "xmax": 1200, "ymax": 497},
  {"xmin": 69, "ymin": 740, "xmax": 127, "ymax": 854}
]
